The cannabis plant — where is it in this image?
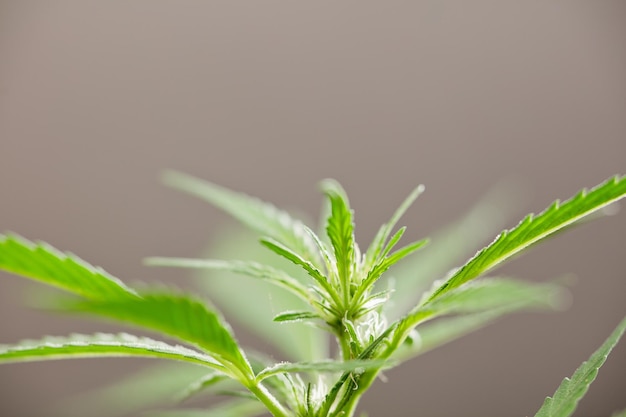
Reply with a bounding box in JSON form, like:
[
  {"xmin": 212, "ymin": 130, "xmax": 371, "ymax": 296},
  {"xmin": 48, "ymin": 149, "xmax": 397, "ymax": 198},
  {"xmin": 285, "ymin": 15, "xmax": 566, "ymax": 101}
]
[{"xmin": 1, "ymin": 172, "xmax": 625, "ymax": 417}]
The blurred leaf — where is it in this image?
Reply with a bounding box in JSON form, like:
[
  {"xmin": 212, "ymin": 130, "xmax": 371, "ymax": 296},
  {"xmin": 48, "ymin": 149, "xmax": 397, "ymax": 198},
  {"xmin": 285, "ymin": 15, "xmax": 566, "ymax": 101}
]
[
  {"xmin": 384, "ymin": 180, "xmax": 524, "ymax": 319},
  {"xmin": 175, "ymin": 372, "xmax": 230, "ymax": 403},
  {"xmin": 194, "ymin": 226, "xmax": 328, "ymax": 362},
  {"xmin": 534, "ymin": 316, "xmax": 626, "ymax": 417},
  {"xmin": 51, "ymin": 362, "xmax": 210, "ymax": 417},
  {"xmin": 163, "ymin": 170, "xmax": 320, "ymax": 267},
  {"xmin": 394, "ymin": 279, "xmax": 564, "ymax": 346},
  {"xmin": 142, "ymin": 399, "xmax": 267, "ymax": 417},
  {"xmin": 612, "ymin": 409, "xmax": 626, "ymax": 417},
  {"xmin": 394, "ymin": 307, "xmax": 539, "ymax": 362},
  {"xmin": 422, "ymin": 278, "xmax": 563, "ymax": 316},
  {"xmin": 145, "ymin": 257, "xmax": 311, "ymax": 304}
]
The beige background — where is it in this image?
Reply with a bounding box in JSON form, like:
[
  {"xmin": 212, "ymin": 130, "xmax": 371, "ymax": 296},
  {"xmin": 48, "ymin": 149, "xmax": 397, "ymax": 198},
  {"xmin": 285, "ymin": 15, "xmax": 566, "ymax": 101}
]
[{"xmin": 1, "ymin": 1, "xmax": 625, "ymax": 416}]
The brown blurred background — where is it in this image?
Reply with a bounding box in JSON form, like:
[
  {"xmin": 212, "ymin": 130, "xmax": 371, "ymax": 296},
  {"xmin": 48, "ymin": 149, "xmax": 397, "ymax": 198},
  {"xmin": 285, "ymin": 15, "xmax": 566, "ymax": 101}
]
[{"xmin": 1, "ymin": 1, "xmax": 625, "ymax": 416}]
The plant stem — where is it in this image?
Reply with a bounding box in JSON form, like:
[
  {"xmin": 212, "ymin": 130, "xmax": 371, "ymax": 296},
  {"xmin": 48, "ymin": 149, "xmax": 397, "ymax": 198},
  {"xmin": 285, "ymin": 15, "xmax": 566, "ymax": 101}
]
[
  {"xmin": 338, "ymin": 328, "xmax": 352, "ymax": 361},
  {"xmin": 246, "ymin": 381, "xmax": 290, "ymax": 417}
]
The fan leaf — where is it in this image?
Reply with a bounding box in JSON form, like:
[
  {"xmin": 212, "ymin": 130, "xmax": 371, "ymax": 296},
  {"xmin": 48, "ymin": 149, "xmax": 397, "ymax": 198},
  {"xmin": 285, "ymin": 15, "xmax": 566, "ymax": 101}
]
[
  {"xmin": 320, "ymin": 179, "xmax": 355, "ymax": 303},
  {"xmin": 65, "ymin": 292, "xmax": 250, "ymax": 372},
  {"xmin": 0, "ymin": 333, "xmax": 222, "ymax": 369},
  {"xmin": 0, "ymin": 234, "xmax": 136, "ymax": 300},
  {"xmin": 428, "ymin": 175, "xmax": 626, "ymax": 302}
]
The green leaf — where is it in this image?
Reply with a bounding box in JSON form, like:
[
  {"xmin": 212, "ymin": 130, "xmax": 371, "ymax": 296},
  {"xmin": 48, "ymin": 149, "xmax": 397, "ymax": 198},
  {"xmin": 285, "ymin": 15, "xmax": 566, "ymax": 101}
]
[
  {"xmin": 0, "ymin": 234, "xmax": 136, "ymax": 300},
  {"xmin": 162, "ymin": 170, "xmax": 320, "ymax": 267},
  {"xmin": 175, "ymin": 371, "xmax": 230, "ymax": 402},
  {"xmin": 357, "ymin": 238, "xmax": 428, "ymax": 299},
  {"xmin": 256, "ymin": 358, "xmax": 394, "ymax": 381},
  {"xmin": 363, "ymin": 184, "xmax": 424, "ymax": 271},
  {"xmin": 534, "ymin": 316, "xmax": 626, "ymax": 417},
  {"xmin": 428, "ymin": 175, "xmax": 626, "ymax": 302},
  {"xmin": 320, "ymin": 179, "xmax": 355, "ymax": 302},
  {"xmin": 423, "ymin": 278, "xmax": 563, "ymax": 316},
  {"xmin": 394, "ymin": 279, "xmax": 564, "ymax": 346},
  {"xmin": 65, "ymin": 292, "xmax": 250, "ymax": 372},
  {"xmin": 261, "ymin": 237, "xmax": 338, "ymax": 304},
  {"xmin": 386, "ymin": 181, "xmax": 523, "ymax": 320},
  {"xmin": 51, "ymin": 362, "xmax": 211, "ymax": 417},
  {"xmin": 393, "ymin": 307, "xmax": 537, "ymax": 363},
  {"xmin": 611, "ymin": 409, "xmax": 626, "ymax": 417},
  {"xmin": 195, "ymin": 226, "xmax": 328, "ymax": 362},
  {"xmin": 273, "ymin": 310, "xmax": 319, "ymax": 323},
  {"xmin": 0, "ymin": 333, "xmax": 221, "ymax": 369},
  {"xmin": 304, "ymin": 224, "xmax": 338, "ymax": 279},
  {"xmin": 145, "ymin": 257, "xmax": 311, "ymax": 304}
]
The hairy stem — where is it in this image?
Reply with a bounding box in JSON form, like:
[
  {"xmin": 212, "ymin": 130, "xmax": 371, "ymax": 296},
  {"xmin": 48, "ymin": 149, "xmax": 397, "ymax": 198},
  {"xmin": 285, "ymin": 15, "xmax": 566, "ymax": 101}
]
[{"xmin": 246, "ymin": 380, "xmax": 290, "ymax": 417}]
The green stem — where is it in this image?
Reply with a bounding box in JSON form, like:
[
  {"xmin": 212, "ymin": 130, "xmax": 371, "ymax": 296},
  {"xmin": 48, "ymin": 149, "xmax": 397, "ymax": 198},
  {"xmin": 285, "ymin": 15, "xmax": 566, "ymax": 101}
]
[
  {"xmin": 246, "ymin": 380, "xmax": 290, "ymax": 417},
  {"xmin": 331, "ymin": 321, "xmax": 352, "ymax": 362},
  {"xmin": 331, "ymin": 370, "xmax": 377, "ymax": 416}
]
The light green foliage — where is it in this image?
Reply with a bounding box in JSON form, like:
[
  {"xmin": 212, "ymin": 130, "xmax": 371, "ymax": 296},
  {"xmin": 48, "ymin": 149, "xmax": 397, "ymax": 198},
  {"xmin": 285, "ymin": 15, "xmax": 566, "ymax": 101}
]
[
  {"xmin": 428, "ymin": 175, "xmax": 626, "ymax": 302},
  {"xmin": 49, "ymin": 363, "xmax": 212, "ymax": 417},
  {"xmin": 0, "ymin": 333, "xmax": 219, "ymax": 368},
  {"xmin": 143, "ymin": 400, "xmax": 267, "ymax": 417},
  {"xmin": 0, "ymin": 234, "xmax": 136, "ymax": 299},
  {"xmin": 1, "ymin": 173, "xmax": 625, "ymax": 417},
  {"xmin": 163, "ymin": 170, "xmax": 320, "ymax": 267},
  {"xmin": 65, "ymin": 292, "xmax": 250, "ymax": 370},
  {"xmin": 612, "ymin": 409, "xmax": 626, "ymax": 417},
  {"xmin": 534, "ymin": 317, "xmax": 626, "ymax": 417}
]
